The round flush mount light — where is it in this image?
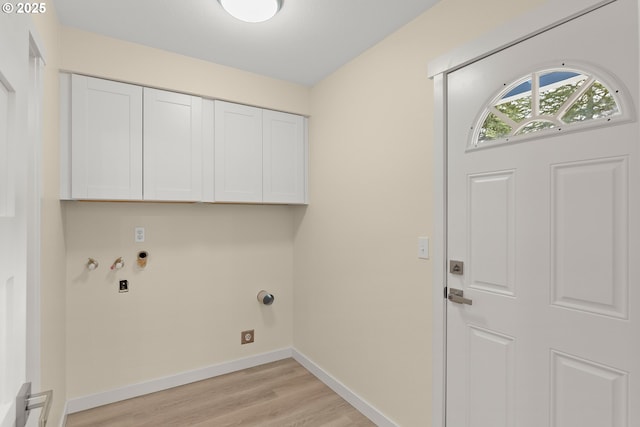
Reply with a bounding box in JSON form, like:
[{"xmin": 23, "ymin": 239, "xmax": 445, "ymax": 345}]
[{"xmin": 219, "ymin": 0, "xmax": 282, "ymax": 23}]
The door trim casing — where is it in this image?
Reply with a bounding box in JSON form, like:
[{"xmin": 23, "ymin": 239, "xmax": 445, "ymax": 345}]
[
  {"xmin": 428, "ymin": 1, "xmax": 618, "ymax": 425},
  {"xmin": 27, "ymin": 26, "xmax": 46, "ymax": 395}
]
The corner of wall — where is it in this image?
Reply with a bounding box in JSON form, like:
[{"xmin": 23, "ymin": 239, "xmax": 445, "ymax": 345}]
[{"xmin": 30, "ymin": 1, "xmax": 68, "ymax": 425}]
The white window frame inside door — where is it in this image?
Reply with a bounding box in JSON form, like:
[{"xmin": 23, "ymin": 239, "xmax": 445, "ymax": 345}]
[{"xmin": 427, "ymin": 0, "xmax": 619, "ymax": 425}]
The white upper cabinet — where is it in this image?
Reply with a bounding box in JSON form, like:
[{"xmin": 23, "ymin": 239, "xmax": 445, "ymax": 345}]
[
  {"xmin": 70, "ymin": 74, "xmax": 143, "ymax": 200},
  {"xmin": 143, "ymin": 88, "xmax": 203, "ymax": 201},
  {"xmin": 263, "ymin": 110, "xmax": 306, "ymax": 204},
  {"xmin": 214, "ymin": 101, "xmax": 263, "ymax": 203},
  {"xmin": 214, "ymin": 101, "xmax": 308, "ymax": 204},
  {"xmin": 62, "ymin": 74, "xmax": 307, "ymax": 204}
]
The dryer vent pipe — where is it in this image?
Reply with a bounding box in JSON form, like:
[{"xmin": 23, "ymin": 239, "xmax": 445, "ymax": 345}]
[{"xmin": 257, "ymin": 290, "xmax": 275, "ymax": 305}]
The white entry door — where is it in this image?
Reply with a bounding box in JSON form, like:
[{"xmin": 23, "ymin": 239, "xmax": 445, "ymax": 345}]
[
  {"xmin": 446, "ymin": 1, "xmax": 638, "ymax": 425},
  {"xmin": 0, "ymin": 12, "xmax": 37, "ymax": 427}
]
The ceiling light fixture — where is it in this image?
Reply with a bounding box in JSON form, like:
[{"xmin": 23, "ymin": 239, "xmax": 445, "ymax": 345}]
[{"xmin": 218, "ymin": 0, "xmax": 282, "ymax": 23}]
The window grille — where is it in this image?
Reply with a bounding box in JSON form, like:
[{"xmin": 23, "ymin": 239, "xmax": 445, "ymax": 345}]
[{"xmin": 471, "ymin": 68, "xmax": 623, "ymax": 148}]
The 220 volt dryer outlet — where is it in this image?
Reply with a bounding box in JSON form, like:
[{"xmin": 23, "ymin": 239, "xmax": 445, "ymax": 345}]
[{"xmin": 241, "ymin": 330, "xmax": 254, "ymax": 344}]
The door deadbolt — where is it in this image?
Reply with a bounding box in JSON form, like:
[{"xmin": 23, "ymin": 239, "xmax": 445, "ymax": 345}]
[{"xmin": 449, "ymin": 260, "xmax": 464, "ymax": 275}]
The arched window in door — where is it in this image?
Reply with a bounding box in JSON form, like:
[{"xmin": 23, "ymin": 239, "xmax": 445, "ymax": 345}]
[{"xmin": 471, "ymin": 67, "xmax": 626, "ymax": 148}]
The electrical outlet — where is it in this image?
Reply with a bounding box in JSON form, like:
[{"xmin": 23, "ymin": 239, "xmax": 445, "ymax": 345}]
[
  {"xmin": 119, "ymin": 280, "xmax": 129, "ymax": 293},
  {"xmin": 241, "ymin": 329, "xmax": 254, "ymax": 344},
  {"xmin": 135, "ymin": 227, "xmax": 145, "ymax": 243}
]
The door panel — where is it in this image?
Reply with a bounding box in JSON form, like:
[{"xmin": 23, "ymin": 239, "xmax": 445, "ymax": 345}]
[
  {"xmin": 468, "ymin": 170, "xmax": 516, "ymax": 296},
  {"xmin": 0, "ymin": 80, "xmax": 11, "ymax": 215},
  {"xmin": 446, "ymin": 0, "xmax": 638, "ymax": 425},
  {"xmin": 551, "ymin": 350, "xmax": 628, "ymax": 427},
  {"xmin": 550, "ymin": 157, "xmax": 628, "ymax": 318},
  {"xmin": 0, "ymin": 12, "xmax": 28, "ymax": 427},
  {"xmin": 467, "ymin": 326, "xmax": 515, "ymax": 427}
]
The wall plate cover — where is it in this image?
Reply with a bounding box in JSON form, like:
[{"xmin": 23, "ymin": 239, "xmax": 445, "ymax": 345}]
[
  {"xmin": 418, "ymin": 237, "xmax": 429, "ymax": 259},
  {"xmin": 135, "ymin": 227, "xmax": 145, "ymax": 243}
]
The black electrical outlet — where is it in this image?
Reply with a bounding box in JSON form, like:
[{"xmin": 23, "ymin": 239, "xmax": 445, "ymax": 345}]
[{"xmin": 119, "ymin": 280, "xmax": 129, "ymax": 293}]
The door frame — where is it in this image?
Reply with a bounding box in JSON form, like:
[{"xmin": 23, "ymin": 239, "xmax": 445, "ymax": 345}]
[
  {"xmin": 427, "ymin": 0, "xmax": 619, "ymax": 425},
  {"xmin": 0, "ymin": 14, "xmax": 45, "ymax": 425},
  {"xmin": 26, "ymin": 26, "xmax": 46, "ymax": 394}
]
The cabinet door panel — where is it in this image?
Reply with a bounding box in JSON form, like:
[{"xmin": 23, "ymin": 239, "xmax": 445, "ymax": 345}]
[
  {"xmin": 71, "ymin": 75, "xmax": 143, "ymax": 200},
  {"xmin": 214, "ymin": 101, "xmax": 262, "ymax": 203},
  {"xmin": 263, "ymin": 110, "xmax": 306, "ymax": 204},
  {"xmin": 144, "ymin": 88, "xmax": 202, "ymax": 201}
]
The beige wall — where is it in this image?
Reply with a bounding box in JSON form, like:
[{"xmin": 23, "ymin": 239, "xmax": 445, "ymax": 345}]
[
  {"xmin": 31, "ymin": 0, "xmax": 546, "ymax": 424},
  {"xmin": 293, "ymin": 0, "xmax": 543, "ymax": 425},
  {"xmin": 59, "ymin": 29, "xmax": 310, "ymax": 399},
  {"xmin": 65, "ymin": 202, "xmax": 294, "ymax": 397},
  {"xmin": 31, "ymin": 3, "xmax": 67, "ymax": 425},
  {"xmin": 59, "ymin": 27, "xmax": 310, "ymax": 116}
]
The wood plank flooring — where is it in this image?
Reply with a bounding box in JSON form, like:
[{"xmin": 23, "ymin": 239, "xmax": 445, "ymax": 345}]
[{"xmin": 65, "ymin": 358, "xmax": 376, "ymax": 427}]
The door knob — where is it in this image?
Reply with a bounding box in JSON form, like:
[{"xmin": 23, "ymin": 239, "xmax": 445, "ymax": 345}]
[{"xmin": 448, "ymin": 288, "xmax": 472, "ymax": 305}]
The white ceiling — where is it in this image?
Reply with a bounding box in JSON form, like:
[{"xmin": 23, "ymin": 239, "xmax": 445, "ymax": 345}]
[{"xmin": 54, "ymin": 0, "xmax": 441, "ymax": 86}]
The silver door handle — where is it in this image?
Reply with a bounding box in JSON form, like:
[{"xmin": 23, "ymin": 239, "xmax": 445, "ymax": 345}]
[
  {"xmin": 448, "ymin": 288, "xmax": 472, "ymax": 305},
  {"xmin": 16, "ymin": 383, "xmax": 53, "ymax": 427}
]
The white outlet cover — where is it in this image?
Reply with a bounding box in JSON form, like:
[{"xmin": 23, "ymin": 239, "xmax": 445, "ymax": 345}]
[{"xmin": 135, "ymin": 227, "xmax": 145, "ymax": 243}]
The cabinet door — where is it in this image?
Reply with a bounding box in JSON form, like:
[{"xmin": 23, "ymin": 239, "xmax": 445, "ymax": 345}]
[
  {"xmin": 71, "ymin": 75, "xmax": 143, "ymax": 200},
  {"xmin": 263, "ymin": 110, "xmax": 306, "ymax": 204},
  {"xmin": 144, "ymin": 88, "xmax": 202, "ymax": 201},
  {"xmin": 214, "ymin": 101, "xmax": 262, "ymax": 203}
]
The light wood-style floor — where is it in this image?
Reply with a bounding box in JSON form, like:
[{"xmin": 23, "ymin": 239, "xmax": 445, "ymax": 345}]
[{"xmin": 65, "ymin": 358, "xmax": 376, "ymax": 427}]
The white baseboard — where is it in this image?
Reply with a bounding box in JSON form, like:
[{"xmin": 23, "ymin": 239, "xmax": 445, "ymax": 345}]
[
  {"xmin": 65, "ymin": 347, "xmax": 396, "ymax": 427},
  {"xmin": 292, "ymin": 349, "xmax": 398, "ymax": 427},
  {"xmin": 58, "ymin": 402, "xmax": 68, "ymax": 427},
  {"xmin": 65, "ymin": 348, "xmax": 292, "ymax": 415}
]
